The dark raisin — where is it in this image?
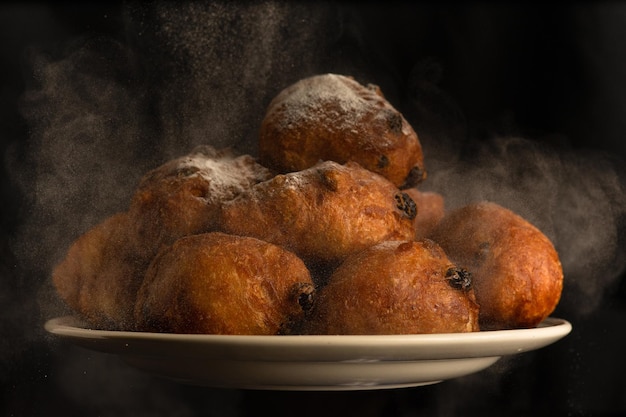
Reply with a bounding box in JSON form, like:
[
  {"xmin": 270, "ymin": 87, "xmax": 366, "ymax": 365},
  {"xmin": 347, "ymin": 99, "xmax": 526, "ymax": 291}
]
[
  {"xmin": 386, "ymin": 111, "xmax": 403, "ymax": 134},
  {"xmin": 294, "ymin": 282, "xmax": 316, "ymax": 311},
  {"xmin": 399, "ymin": 165, "xmax": 427, "ymax": 189},
  {"xmin": 395, "ymin": 192, "xmax": 417, "ymax": 219},
  {"xmin": 445, "ymin": 267, "xmax": 472, "ymax": 291},
  {"xmin": 377, "ymin": 154, "xmax": 390, "ymax": 168}
]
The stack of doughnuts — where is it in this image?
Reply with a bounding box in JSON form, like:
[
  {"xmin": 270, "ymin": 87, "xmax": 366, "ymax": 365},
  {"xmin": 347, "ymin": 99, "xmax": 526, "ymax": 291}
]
[{"xmin": 52, "ymin": 73, "xmax": 563, "ymax": 335}]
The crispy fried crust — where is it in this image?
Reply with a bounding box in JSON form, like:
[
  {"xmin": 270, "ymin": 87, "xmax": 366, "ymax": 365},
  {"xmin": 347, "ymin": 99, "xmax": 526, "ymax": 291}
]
[
  {"xmin": 129, "ymin": 145, "xmax": 273, "ymax": 258},
  {"xmin": 218, "ymin": 161, "xmax": 417, "ymax": 271},
  {"xmin": 431, "ymin": 201, "xmax": 564, "ymax": 329},
  {"xmin": 302, "ymin": 239, "xmax": 480, "ymax": 335},
  {"xmin": 51, "ymin": 212, "xmax": 147, "ymax": 330},
  {"xmin": 134, "ymin": 232, "xmax": 314, "ymax": 335},
  {"xmin": 259, "ymin": 74, "xmax": 425, "ymax": 188}
]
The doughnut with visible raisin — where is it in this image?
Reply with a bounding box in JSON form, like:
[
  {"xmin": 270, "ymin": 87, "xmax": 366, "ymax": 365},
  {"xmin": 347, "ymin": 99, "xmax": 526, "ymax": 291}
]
[
  {"xmin": 430, "ymin": 201, "xmax": 563, "ymax": 329},
  {"xmin": 302, "ymin": 239, "xmax": 479, "ymax": 335},
  {"xmin": 134, "ymin": 232, "xmax": 315, "ymax": 335},
  {"xmin": 218, "ymin": 160, "xmax": 417, "ymax": 280},
  {"xmin": 258, "ymin": 73, "xmax": 425, "ymax": 188}
]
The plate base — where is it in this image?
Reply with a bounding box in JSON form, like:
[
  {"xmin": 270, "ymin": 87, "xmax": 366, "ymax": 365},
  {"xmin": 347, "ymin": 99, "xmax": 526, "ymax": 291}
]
[
  {"xmin": 44, "ymin": 316, "xmax": 571, "ymax": 391},
  {"xmin": 122, "ymin": 355, "xmax": 501, "ymax": 391}
]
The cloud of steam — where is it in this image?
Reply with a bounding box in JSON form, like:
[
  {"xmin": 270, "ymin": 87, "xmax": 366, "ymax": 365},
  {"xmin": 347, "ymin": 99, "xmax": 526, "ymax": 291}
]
[
  {"xmin": 405, "ymin": 51, "xmax": 626, "ymax": 318},
  {"xmin": 424, "ymin": 135, "xmax": 626, "ymax": 316},
  {"xmin": 13, "ymin": 1, "xmax": 343, "ymax": 285},
  {"xmin": 123, "ymin": 1, "xmax": 342, "ymax": 157}
]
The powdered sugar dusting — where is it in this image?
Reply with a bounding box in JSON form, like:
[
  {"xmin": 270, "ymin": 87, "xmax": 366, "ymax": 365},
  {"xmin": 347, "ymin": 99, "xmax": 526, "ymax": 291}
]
[
  {"xmin": 271, "ymin": 74, "xmax": 372, "ymax": 132},
  {"xmin": 175, "ymin": 146, "xmax": 272, "ymax": 202}
]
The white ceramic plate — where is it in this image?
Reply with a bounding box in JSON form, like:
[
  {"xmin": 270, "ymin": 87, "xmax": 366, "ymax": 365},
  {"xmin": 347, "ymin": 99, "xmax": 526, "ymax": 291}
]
[{"xmin": 45, "ymin": 316, "xmax": 571, "ymax": 391}]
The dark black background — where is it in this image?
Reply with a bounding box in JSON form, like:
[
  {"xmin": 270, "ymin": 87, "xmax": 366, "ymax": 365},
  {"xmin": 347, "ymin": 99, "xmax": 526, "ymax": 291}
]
[{"xmin": 2, "ymin": 2, "xmax": 626, "ymax": 416}]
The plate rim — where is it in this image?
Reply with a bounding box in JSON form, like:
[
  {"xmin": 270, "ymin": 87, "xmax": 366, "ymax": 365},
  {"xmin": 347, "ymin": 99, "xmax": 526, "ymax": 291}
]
[
  {"xmin": 45, "ymin": 315, "xmax": 571, "ymax": 341},
  {"xmin": 44, "ymin": 315, "xmax": 572, "ymax": 360}
]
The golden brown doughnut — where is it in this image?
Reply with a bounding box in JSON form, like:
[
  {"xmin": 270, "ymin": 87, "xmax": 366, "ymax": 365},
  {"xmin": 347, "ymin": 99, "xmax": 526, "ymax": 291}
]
[
  {"xmin": 430, "ymin": 201, "xmax": 563, "ymax": 329},
  {"xmin": 302, "ymin": 239, "xmax": 479, "ymax": 335},
  {"xmin": 258, "ymin": 73, "xmax": 426, "ymax": 188},
  {"xmin": 134, "ymin": 232, "xmax": 315, "ymax": 335},
  {"xmin": 129, "ymin": 145, "xmax": 273, "ymax": 258},
  {"xmin": 218, "ymin": 160, "xmax": 417, "ymax": 277},
  {"xmin": 52, "ymin": 212, "xmax": 147, "ymax": 330}
]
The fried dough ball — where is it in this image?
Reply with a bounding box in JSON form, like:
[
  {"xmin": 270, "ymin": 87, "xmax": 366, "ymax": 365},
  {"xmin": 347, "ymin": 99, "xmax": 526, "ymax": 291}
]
[
  {"xmin": 430, "ymin": 201, "xmax": 563, "ymax": 329},
  {"xmin": 403, "ymin": 188, "xmax": 445, "ymax": 239},
  {"xmin": 52, "ymin": 212, "xmax": 147, "ymax": 330},
  {"xmin": 302, "ymin": 239, "xmax": 479, "ymax": 335},
  {"xmin": 134, "ymin": 232, "xmax": 315, "ymax": 335},
  {"xmin": 52, "ymin": 146, "xmax": 272, "ymax": 330},
  {"xmin": 129, "ymin": 145, "xmax": 273, "ymax": 258},
  {"xmin": 259, "ymin": 73, "xmax": 426, "ymax": 188},
  {"xmin": 218, "ymin": 161, "xmax": 417, "ymax": 275}
]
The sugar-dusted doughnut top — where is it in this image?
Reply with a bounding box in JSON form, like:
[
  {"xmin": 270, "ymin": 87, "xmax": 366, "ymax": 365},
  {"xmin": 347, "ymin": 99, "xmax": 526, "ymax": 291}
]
[{"xmin": 259, "ymin": 73, "xmax": 425, "ymax": 188}]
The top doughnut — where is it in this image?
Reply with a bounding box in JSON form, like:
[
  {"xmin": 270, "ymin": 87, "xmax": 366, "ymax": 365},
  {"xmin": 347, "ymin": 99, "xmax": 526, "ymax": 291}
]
[{"xmin": 259, "ymin": 73, "xmax": 425, "ymax": 188}]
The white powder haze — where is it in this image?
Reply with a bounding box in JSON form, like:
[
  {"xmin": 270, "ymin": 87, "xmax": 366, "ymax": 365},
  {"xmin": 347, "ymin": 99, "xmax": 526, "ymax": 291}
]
[
  {"xmin": 125, "ymin": 1, "xmax": 342, "ymax": 158},
  {"xmin": 10, "ymin": 0, "xmax": 626, "ymax": 329},
  {"xmin": 423, "ymin": 135, "xmax": 626, "ymax": 316},
  {"xmin": 14, "ymin": 1, "xmax": 342, "ymax": 292},
  {"xmin": 5, "ymin": 3, "xmax": 626, "ymax": 414}
]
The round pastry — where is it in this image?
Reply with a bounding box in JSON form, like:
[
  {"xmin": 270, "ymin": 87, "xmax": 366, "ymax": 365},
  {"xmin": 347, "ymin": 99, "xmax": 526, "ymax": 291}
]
[
  {"xmin": 52, "ymin": 146, "xmax": 273, "ymax": 330},
  {"xmin": 302, "ymin": 239, "xmax": 479, "ymax": 335},
  {"xmin": 258, "ymin": 73, "xmax": 426, "ymax": 188},
  {"xmin": 134, "ymin": 232, "xmax": 315, "ymax": 335},
  {"xmin": 52, "ymin": 212, "xmax": 147, "ymax": 330},
  {"xmin": 128, "ymin": 145, "xmax": 273, "ymax": 258},
  {"xmin": 218, "ymin": 160, "xmax": 417, "ymax": 276},
  {"xmin": 403, "ymin": 188, "xmax": 445, "ymax": 239},
  {"xmin": 430, "ymin": 201, "xmax": 564, "ymax": 329}
]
